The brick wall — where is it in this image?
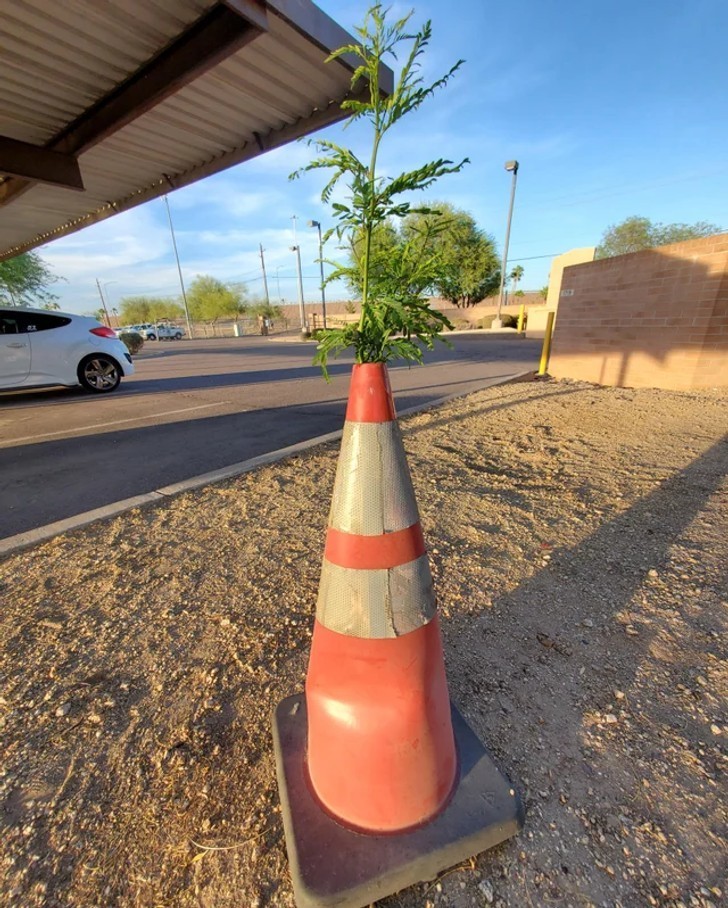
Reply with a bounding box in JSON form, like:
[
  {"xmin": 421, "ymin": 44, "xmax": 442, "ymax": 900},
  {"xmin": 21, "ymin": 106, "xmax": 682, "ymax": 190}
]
[{"xmin": 548, "ymin": 233, "xmax": 728, "ymax": 390}]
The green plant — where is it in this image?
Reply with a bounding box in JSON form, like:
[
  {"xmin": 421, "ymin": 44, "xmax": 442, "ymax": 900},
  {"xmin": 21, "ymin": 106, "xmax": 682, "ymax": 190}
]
[
  {"xmin": 344, "ymin": 301, "xmax": 357, "ymax": 314},
  {"xmin": 0, "ymin": 251, "xmax": 60, "ymax": 308},
  {"xmin": 292, "ymin": 4, "xmax": 467, "ymax": 378},
  {"xmin": 119, "ymin": 331, "xmax": 144, "ymax": 354}
]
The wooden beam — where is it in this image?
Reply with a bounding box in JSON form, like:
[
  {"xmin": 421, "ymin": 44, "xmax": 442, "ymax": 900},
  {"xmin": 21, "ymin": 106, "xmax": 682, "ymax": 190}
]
[
  {"xmin": 51, "ymin": 4, "xmax": 266, "ymax": 157},
  {"xmin": 0, "ymin": 136, "xmax": 84, "ymax": 190}
]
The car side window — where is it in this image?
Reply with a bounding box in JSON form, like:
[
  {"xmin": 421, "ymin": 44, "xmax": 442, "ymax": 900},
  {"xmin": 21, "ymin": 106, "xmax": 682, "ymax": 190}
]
[
  {"xmin": 0, "ymin": 312, "xmax": 27, "ymax": 335},
  {"xmin": 22, "ymin": 313, "xmax": 72, "ymax": 333}
]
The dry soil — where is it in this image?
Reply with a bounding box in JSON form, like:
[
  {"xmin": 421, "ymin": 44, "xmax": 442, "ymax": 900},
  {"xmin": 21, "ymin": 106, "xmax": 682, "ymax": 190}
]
[{"xmin": 0, "ymin": 378, "xmax": 726, "ymax": 908}]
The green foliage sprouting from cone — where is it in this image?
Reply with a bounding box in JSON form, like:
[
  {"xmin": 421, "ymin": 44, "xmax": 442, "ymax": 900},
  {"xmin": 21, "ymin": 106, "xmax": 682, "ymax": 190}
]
[{"xmin": 291, "ymin": 4, "xmax": 468, "ymax": 378}]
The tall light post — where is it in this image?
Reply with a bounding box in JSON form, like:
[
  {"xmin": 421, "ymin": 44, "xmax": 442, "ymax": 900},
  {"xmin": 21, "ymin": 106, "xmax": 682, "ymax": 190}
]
[
  {"xmin": 95, "ymin": 278, "xmax": 111, "ymax": 326},
  {"xmin": 162, "ymin": 194, "xmax": 194, "ymax": 339},
  {"xmin": 103, "ymin": 280, "xmax": 117, "ymax": 316},
  {"xmin": 290, "ymin": 245, "xmax": 307, "ymax": 331},
  {"xmin": 494, "ymin": 160, "xmax": 519, "ymax": 328},
  {"xmin": 308, "ymin": 219, "xmax": 327, "ymax": 329}
]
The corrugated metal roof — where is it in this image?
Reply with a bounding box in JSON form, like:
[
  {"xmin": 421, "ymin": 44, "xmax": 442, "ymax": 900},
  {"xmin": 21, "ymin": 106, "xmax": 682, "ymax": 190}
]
[{"xmin": 0, "ymin": 0, "xmax": 392, "ymax": 260}]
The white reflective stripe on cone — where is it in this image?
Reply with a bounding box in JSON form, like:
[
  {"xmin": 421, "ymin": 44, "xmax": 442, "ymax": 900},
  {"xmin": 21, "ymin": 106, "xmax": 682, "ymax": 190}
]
[
  {"xmin": 316, "ymin": 554, "xmax": 436, "ymax": 638},
  {"xmin": 328, "ymin": 421, "xmax": 420, "ymax": 536}
]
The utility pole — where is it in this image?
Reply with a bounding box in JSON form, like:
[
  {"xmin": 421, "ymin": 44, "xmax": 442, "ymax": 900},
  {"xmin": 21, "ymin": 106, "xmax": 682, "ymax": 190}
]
[
  {"xmin": 163, "ymin": 194, "xmax": 194, "ymax": 339},
  {"xmin": 291, "ymin": 245, "xmax": 306, "ymax": 330},
  {"xmin": 259, "ymin": 244, "xmax": 270, "ymax": 305},
  {"xmin": 308, "ymin": 220, "xmax": 327, "ymax": 329},
  {"xmin": 95, "ymin": 278, "xmax": 111, "ymax": 326}
]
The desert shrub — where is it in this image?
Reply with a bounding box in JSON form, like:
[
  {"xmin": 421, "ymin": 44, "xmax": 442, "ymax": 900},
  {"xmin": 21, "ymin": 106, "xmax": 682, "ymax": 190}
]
[
  {"xmin": 478, "ymin": 315, "xmax": 495, "ymax": 329},
  {"xmin": 119, "ymin": 331, "xmax": 144, "ymax": 354},
  {"xmin": 501, "ymin": 314, "xmax": 519, "ymax": 329}
]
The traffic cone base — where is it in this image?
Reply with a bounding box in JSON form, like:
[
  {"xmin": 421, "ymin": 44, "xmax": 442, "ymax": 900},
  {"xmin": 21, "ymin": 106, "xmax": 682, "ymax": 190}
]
[{"xmin": 273, "ymin": 694, "xmax": 524, "ymax": 908}]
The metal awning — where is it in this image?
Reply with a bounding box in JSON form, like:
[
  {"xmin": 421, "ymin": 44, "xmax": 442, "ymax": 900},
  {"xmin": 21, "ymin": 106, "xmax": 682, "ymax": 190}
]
[{"xmin": 0, "ymin": 0, "xmax": 392, "ymax": 261}]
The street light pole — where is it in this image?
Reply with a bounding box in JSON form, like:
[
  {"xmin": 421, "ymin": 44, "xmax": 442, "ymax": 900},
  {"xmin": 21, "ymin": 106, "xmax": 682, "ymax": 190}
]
[
  {"xmin": 163, "ymin": 194, "xmax": 194, "ymax": 339},
  {"xmin": 259, "ymin": 243, "xmax": 270, "ymax": 306},
  {"xmin": 290, "ymin": 246, "xmax": 307, "ymax": 331},
  {"xmin": 95, "ymin": 278, "xmax": 111, "ymax": 326},
  {"xmin": 308, "ymin": 219, "xmax": 327, "ymax": 329},
  {"xmin": 495, "ymin": 160, "xmax": 519, "ymax": 328}
]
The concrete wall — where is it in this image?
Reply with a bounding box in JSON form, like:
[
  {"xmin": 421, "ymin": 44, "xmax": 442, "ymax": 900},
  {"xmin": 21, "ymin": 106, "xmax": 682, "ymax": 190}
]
[{"xmin": 548, "ymin": 233, "xmax": 728, "ymax": 390}]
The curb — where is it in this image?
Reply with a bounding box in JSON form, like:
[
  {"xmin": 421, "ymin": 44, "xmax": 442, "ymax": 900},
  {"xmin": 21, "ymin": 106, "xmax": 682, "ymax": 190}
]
[{"xmin": 0, "ymin": 370, "xmax": 535, "ymax": 558}]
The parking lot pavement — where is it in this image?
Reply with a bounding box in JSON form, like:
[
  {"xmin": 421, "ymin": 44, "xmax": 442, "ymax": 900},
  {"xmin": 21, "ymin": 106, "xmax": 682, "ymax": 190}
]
[{"xmin": 0, "ymin": 334, "xmax": 541, "ymax": 539}]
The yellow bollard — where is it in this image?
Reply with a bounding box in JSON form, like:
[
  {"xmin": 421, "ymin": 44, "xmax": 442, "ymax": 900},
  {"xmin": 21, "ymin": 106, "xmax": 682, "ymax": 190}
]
[
  {"xmin": 538, "ymin": 311, "xmax": 555, "ymax": 376},
  {"xmin": 517, "ymin": 304, "xmax": 525, "ymax": 334}
]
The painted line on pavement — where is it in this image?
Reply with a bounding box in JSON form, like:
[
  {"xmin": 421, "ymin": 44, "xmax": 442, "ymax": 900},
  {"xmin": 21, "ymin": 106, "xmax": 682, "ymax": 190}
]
[
  {"xmin": 2, "ymin": 401, "xmax": 228, "ymax": 447},
  {"xmin": 0, "ymin": 371, "xmax": 534, "ymax": 558}
]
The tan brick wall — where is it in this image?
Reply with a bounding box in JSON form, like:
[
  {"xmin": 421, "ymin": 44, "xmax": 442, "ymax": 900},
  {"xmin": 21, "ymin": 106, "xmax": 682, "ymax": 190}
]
[{"xmin": 548, "ymin": 233, "xmax": 728, "ymax": 390}]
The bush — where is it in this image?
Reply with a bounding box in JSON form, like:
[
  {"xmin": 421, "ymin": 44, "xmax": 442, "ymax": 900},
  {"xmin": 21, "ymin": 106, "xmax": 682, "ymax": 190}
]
[
  {"xmin": 478, "ymin": 315, "xmax": 495, "ymax": 329},
  {"xmin": 119, "ymin": 331, "xmax": 144, "ymax": 354},
  {"xmin": 501, "ymin": 313, "xmax": 519, "ymax": 329}
]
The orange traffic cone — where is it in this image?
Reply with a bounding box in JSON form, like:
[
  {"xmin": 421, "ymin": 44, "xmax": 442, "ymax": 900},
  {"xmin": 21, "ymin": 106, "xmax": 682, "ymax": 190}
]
[
  {"xmin": 273, "ymin": 363, "xmax": 522, "ymax": 908},
  {"xmin": 306, "ymin": 363, "xmax": 456, "ymax": 832}
]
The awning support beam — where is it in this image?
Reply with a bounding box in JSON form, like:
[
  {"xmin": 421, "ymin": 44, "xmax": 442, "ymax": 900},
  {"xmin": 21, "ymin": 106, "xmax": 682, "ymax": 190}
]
[
  {"xmin": 0, "ymin": 137, "xmax": 84, "ymax": 190},
  {"xmin": 0, "ymin": 1, "xmax": 268, "ymax": 208}
]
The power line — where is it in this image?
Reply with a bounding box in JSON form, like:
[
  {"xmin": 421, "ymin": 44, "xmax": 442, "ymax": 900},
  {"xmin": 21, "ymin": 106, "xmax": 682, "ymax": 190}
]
[{"xmin": 507, "ymin": 253, "xmax": 560, "ymax": 262}]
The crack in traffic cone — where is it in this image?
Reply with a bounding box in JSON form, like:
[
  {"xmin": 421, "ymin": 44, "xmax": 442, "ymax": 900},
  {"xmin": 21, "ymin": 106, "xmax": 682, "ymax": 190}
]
[{"xmin": 273, "ymin": 362, "xmax": 523, "ymax": 908}]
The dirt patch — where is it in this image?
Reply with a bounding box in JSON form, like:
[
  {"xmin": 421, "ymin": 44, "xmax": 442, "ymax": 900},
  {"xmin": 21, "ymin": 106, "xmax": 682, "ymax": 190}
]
[{"xmin": 1, "ymin": 379, "xmax": 726, "ymax": 908}]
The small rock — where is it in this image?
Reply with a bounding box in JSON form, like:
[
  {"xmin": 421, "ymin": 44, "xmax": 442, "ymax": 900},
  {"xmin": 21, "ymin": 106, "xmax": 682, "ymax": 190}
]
[
  {"xmin": 696, "ymin": 675, "xmax": 708, "ymax": 687},
  {"xmin": 478, "ymin": 879, "xmax": 495, "ymax": 904},
  {"xmin": 710, "ymin": 724, "xmax": 721, "ymax": 736},
  {"xmin": 614, "ymin": 690, "xmax": 625, "ymax": 700},
  {"xmin": 648, "ymin": 569, "xmax": 658, "ymax": 578},
  {"xmin": 55, "ymin": 702, "xmax": 71, "ymax": 718},
  {"xmin": 582, "ymin": 618, "xmax": 594, "ymax": 628},
  {"xmin": 605, "ymin": 714, "xmax": 618, "ymax": 724}
]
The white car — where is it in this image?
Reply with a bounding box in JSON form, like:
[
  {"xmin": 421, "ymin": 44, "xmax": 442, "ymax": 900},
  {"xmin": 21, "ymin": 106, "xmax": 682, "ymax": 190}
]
[
  {"xmin": 130, "ymin": 323, "xmax": 185, "ymax": 341},
  {"xmin": 0, "ymin": 307, "xmax": 135, "ymax": 393}
]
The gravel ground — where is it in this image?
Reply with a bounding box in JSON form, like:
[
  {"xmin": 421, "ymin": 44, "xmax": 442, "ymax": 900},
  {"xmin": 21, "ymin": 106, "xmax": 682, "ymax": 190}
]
[{"xmin": 0, "ymin": 378, "xmax": 726, "ymax": 908}]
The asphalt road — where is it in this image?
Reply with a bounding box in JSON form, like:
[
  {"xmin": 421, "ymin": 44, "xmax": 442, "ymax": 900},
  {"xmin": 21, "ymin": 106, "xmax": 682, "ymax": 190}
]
[{"xmin": 0, "ymin": 333, "xmax": 541, "ymax": 539}]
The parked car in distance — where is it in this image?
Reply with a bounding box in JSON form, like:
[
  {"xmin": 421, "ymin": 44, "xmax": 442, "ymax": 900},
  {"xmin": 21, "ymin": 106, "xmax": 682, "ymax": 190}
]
[
  {"xmin": 0, "ymin": 307, "xmax": 134, "ymax": 394},
  {"xmin": 125, "ymin": 323, "xmax": 185, "ymax": 341}
]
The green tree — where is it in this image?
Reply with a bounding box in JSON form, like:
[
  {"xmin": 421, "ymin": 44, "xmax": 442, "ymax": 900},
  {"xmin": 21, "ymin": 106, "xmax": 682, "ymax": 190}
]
[
  {"xmin": 596, "ymin": 216, "xmax": 721, "ymax": 258},
  {"xmin": 187, "ymin": 275, "xmax": 247, "ymax": 326},
  {"xmin": 119, "ymin": 296, "xmax": 184, "ymax": 324},
  {"xmin": 249, "ymin": 300, "xmax": 283, "ymax": 320},
  {"xmin": 0, "ymin": 251, "xmax": 60, "ymax": 308},
  {"xmin": 402, "ymin": 203, "xmax": 500, "ymax": 306},
  {"xmin": 292, "ymin": 4, "xmax": 467, "ymax": 377}
]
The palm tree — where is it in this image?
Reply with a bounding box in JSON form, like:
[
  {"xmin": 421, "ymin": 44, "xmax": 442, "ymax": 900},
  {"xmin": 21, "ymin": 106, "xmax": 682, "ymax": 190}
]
[{"xmin": 509, "ymin": 264, "xmax": 524, "ymax": 294}]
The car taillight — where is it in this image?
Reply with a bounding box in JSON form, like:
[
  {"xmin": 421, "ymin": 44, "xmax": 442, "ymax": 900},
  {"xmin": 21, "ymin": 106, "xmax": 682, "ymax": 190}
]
[{"xmin": 90, "ymin": 326, "xmax": 117, "ymax": 338}]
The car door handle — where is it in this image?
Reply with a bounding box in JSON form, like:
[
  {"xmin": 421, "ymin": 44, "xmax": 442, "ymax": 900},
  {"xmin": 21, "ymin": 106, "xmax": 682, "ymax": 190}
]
[{"xmin": 7, "ymin": 342, "xmax": 27, "ymax": 348}]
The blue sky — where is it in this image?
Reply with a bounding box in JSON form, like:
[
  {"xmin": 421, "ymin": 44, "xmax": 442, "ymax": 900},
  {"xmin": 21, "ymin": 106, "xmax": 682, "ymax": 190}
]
[{"xmin": 41, "ymin": 0, "xmax": 728, "ymax": 315}]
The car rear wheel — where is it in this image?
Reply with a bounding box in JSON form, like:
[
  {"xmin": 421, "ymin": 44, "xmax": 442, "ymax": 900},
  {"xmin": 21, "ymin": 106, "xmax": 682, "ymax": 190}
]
[
  {"xmin": 174, "ymin": 332, "xmax": 182, "ymax": 340},
  {"xmin": 78, "ymin": 355, "xmax": 121, "ymax": 393},
  {"xmin": 148, "ymin": 333, "xmax": 157, "ymax": 341}
]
